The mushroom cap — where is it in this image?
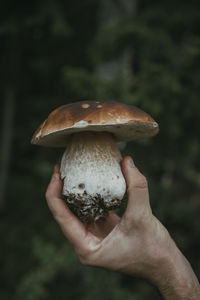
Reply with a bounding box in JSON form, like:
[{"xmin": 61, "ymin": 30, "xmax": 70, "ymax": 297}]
[{"xmin": 31, "ymin": 100, "xmax": 159, "ymax": 147}]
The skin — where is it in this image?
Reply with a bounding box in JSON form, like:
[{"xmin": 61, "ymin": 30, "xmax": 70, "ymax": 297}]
[{"xmin": 46, "ymin": 156, "xmax": 200, "ymax": 299}]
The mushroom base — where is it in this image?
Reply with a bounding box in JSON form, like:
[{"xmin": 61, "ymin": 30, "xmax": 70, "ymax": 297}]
[
  {"xmin": 62, "ymin": 192, "xmax": 125, "ymax": 222},
  {"xmin": 60, "ymin": 131, "xmax": 126, "ymax": 222}
]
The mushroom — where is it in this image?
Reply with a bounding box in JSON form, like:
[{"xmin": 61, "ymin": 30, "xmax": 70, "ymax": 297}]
[{"xmin": 31, "ymin": 100, "xmax": 159, "ymax": 222}]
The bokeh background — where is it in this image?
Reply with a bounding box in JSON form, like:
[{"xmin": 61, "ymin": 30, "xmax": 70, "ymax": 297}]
[{"xmin": 1, "ymin": 0, "xmax": 200, "ymax": 299}]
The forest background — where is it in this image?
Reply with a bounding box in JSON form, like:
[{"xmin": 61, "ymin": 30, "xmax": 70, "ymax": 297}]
[{"xmin": 0, "ymin": 0, "xmax": 200, "ymax": 299}]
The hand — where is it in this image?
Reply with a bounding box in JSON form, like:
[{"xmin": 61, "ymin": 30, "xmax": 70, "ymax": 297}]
[{"xmin": 46, "ymin": 156, "xmax": 200, "ymax": 300}]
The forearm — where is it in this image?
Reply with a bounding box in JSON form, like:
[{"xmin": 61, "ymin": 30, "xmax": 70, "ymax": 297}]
[{"xmin": 152, "ymin": 245, "xmax": 200, "ymax": 300}]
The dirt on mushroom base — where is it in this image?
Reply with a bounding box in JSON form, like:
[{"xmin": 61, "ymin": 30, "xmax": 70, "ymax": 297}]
[{"xmin": 62, "ymin": 191, "xmax": 126, "ymax": 222}]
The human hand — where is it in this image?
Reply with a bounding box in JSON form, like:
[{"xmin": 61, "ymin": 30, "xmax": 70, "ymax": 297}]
[{"xmin": 46, "ymin": 156, "xmax": 200, "ymax": 299}]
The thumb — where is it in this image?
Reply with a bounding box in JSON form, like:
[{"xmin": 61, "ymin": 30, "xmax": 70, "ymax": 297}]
[{"xmin": 121, "ymin": 156, "xmax": 152, "ymax": 227}]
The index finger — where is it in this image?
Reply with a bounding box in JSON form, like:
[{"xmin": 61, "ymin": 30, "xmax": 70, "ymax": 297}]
[{"xmin": 45, "ymin": 165, "xmax": 97, "ymax": 252}]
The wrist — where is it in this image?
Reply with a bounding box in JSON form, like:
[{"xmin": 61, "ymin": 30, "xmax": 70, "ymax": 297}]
[{"xmin": 150, "ymin": 240, "xmax": 200, "ymax": 299}]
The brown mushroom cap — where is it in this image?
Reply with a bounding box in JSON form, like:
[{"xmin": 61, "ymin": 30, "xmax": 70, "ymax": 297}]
[{"xmin": 31, "ymin": 100, "xmax": 159, "ymax": 147}]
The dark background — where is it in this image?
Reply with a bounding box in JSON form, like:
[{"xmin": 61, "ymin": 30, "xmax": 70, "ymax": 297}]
[{"xmin": 0, "ymin": 0, "xmax": 200, "ymax": 299}]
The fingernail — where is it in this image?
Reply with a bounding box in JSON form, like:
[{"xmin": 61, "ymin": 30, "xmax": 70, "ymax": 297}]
[{"xmin": 127, "ymin": 157, "xmax": 135, "ymax": 168}]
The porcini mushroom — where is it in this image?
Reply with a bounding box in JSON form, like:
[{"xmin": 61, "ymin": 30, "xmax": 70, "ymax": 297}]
[{"xmin": 31, "ymin": 100, "xmax": 159, "ymax": 222}]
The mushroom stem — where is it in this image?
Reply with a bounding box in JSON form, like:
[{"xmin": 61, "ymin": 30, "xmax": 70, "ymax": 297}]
[{"xmin": 60, "ymin": 131, "xmax": 126, "ymax": 222}]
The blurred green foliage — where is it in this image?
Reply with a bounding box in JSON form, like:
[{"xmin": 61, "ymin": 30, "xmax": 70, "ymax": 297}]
[{"xmin": 0, "ymin": 0, "xmax": 200, "ymax": 299}]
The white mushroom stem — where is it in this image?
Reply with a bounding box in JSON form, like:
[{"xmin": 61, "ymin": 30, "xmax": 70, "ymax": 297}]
[{"xmin": 60, "ymin": 131, "xmax": 126, "ymax": 221}]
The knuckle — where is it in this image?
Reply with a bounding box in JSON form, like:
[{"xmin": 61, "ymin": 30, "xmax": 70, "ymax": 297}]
[
  {"xmin": 45, "ymin": 188, "xmax": 55, "ymax": 203},
  {"xmin": 129, "ymin": 174, "xmax": 148, "ymax": 190},
  {"xmin": 78, "ymin": 255, "xmax": 90, "ymax": 266},
  {"xmin": 76, "ymin": 240, "xmax": 101, "ymax": 267},
  {"xmin": 77, "ymin": 248, "xmax": 94, "ymax": 266}
]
